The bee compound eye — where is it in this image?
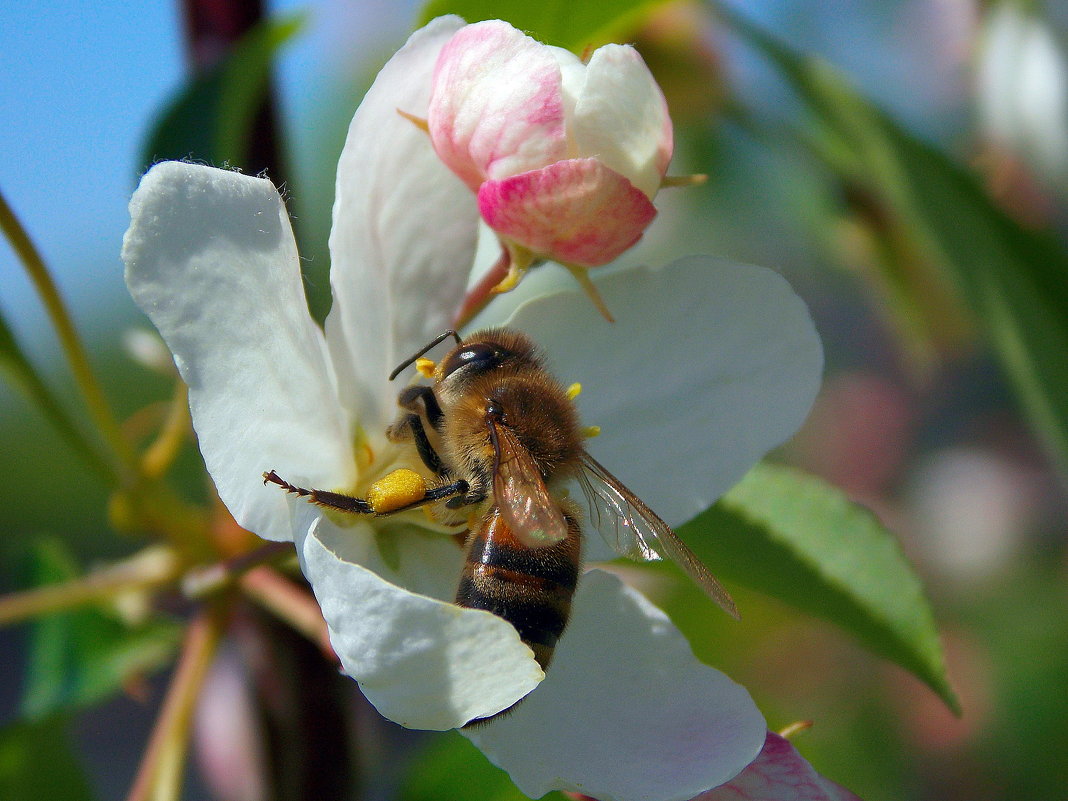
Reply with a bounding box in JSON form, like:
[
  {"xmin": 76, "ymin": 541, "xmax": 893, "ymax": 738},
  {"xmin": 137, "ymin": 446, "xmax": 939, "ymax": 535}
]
[{"xmin": 440, "ymin": 343, "xmax": 504, "ymax": 378}]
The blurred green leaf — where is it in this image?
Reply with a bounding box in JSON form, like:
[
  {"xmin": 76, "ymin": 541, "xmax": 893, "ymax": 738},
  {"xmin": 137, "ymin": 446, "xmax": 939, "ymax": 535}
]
[
  {"xmin": 19, "ymin": 539, "xmax": 181, "ymax": 720},
  {"xmin": 140, "ymin": 14, "xmax": 303, "ymax": 171},
  {"xmin": 715, "ymin": 2, "xmax": 1068, "ymax": 475},
  {"xmin": 418, "ymin": 0, "xmax": 669, "ymax": 51},
  {"xmin": 680, "ymin": 463, "xmax": 959, "ymax": 713},
  {"xmin": 0, "ymin": 716, "xmax": 96, "ymax": 801},
  {"xmin": 401, "ymin": 731, "xmax": 568, "ymax": 801},
  {"xmin": 0, "ymin": 311, "xmax": 111, "ymax": 482}
]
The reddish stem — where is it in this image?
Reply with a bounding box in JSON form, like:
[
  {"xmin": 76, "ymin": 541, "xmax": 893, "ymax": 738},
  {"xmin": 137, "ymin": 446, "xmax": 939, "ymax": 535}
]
[{"xmin": 453, "ymin": 248, "xmax": 511, "ymax": 330}]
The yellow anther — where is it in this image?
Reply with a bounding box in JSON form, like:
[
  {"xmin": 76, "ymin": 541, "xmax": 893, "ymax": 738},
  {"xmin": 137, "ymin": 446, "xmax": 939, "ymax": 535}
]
[
  {"xmin": 566, "ymin": 382, "xmax": 582, "ymax": 400},
  {"xmin": 366, "ymin": 468, "xmax": 427, "ymax": 514},
  {"xmin": 415, "ymin": 357, "xmax": 436, "ymax": 378},
  {"xmin": 582, "ymin": 425, "xmax": 601, "ymax": 438}
]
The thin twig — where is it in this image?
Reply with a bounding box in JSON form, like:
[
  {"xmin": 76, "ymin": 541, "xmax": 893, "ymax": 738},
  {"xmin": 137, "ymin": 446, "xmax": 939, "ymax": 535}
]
[
  {"xmin": 240, "ymin": 567, "xmax": 335, "ymax": 661},
  {"xmin": 125, "ymin": 604, "xmax": 228, "ymax": 801},
  {"xmin": 182, "ymin": 540, "xmax": 294, "ymax": 598},
  {"xmin": 0, "ymin": 546, "xmax": 180, "ymax": 627},
  {"xmin": 0, "ymin": 186, "xmax": 138, "ymax": 484}
]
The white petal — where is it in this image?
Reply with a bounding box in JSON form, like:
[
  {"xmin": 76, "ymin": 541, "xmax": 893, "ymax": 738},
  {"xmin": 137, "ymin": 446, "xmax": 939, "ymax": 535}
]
[
  {"xmin": 327, "ymin": 15, "xmax": 480, "ymax": 429},
  {"xmin": 465, "ymin": 570, "xmax": 765, "ymax": 801},
  {"xmin": 548, "ymin": 44, "xmax": 586, "ymax": 144},
  {"xmin": 572, "ymin": 44, "xmax": 673, "ymax": 198},
  {"xmin": 979, "ymin": 4, "xmax": 1068, "ymax": 180},
  {"xmin": 123, "ymin": 162, "xmax": 353, "ymax": 542},
  {"xmin": 297, "ymin": 508, "xmax": 544, "ymax": 730},
  {"xmin": 505, "ymin": 257, "xmax": 822, "ymax": 530}
]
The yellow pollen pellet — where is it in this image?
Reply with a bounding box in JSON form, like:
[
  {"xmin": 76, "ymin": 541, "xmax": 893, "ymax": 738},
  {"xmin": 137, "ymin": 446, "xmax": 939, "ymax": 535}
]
[
  {"xmin": 566, "ymin": 382, "xmax": 582, "ymax": 400},
  {"xmin": 415, "ymin": 358, "xmax": 436, "ymax": 378},
  {"xmin": 367, "ymin": 468, "xmax": 427, "ymax": 513},
  {"xmin": 582, "ymin": 425, "xmax": 601, "ymax": 438}
]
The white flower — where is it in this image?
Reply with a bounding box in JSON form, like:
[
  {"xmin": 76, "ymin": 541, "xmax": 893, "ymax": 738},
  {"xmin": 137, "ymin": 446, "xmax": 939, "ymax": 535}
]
[
  {"xmin": 122, "ymin": 16, "xmax": 824, "ymax": 801},
  {"xmin": 977, "ymin": 2, "xmax": 1068, "ymax": 185}
]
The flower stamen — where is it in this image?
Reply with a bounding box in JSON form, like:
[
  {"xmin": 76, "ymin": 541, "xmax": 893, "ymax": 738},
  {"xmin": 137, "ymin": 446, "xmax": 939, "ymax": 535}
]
[
  {"xmin": 396, "ymin": 108, "xmax": 430, "ymax": 133},
  {"xmin": 661, "ymin": 173, "xmax": 708, "ymax": 188},
  {"xmin": 415, "ymin": 357, "xmax": 436, "ymax": 378}
]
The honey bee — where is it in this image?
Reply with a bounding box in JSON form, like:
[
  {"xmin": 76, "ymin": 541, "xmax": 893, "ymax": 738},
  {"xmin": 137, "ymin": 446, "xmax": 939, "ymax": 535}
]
[{"xmin": 264, "ymin": 328, "xmax": 737, "ymax": 714}]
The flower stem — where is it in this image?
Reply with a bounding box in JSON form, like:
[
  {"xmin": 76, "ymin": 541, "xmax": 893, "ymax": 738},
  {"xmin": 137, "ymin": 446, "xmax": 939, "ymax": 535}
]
[
  {"xmin": 0, "ymin": 546, "xmax": 180, "ymax": 626},
  {"xmin": 453, "ymin": 248, "xmax": 512, "ymax": 330},
  {"xmin": 126, "ymin": 604, "xmax": 228, "ymax": 801},
  {"xmin": 0, "ymin": 186, "xmax": 138, "ymax": 485},
  {"xmin": 240, "ymin": 567, "xmax": 335, "ymax": 660}
]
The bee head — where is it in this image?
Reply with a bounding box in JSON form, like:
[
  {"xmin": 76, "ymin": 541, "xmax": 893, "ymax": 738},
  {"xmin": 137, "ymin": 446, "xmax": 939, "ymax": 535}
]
[{"xmin": 437, "ymin": 328, "xmax": 541, "ymax": 386}]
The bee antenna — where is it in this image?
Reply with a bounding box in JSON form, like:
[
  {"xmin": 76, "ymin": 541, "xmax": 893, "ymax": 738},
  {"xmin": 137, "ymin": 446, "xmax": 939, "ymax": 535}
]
[{"xmin": 389, "ymin": 330, "xmax": 463, "ymax": 381}]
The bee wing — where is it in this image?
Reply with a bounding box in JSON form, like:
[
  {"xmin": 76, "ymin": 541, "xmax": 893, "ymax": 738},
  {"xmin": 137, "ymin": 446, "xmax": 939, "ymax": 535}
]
[
  {"xmin": 578, "ymin": 453, "xmax": 739, "ymax": 619},
  {"xmin": 489, "ymin": 417, "xmax": 570, "ymax": 548}
]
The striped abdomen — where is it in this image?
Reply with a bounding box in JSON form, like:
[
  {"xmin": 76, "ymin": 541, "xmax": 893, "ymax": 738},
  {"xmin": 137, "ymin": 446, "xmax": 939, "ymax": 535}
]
[{"xmin": 456, "ymin": 507, "xmax": 582, "ymax": 672}]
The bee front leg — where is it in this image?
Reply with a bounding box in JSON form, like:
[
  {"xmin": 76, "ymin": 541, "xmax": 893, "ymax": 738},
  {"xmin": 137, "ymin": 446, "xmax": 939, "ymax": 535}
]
[{"xmin": 389, "ymin": 386, "xmax": 449, "ymax": 478}]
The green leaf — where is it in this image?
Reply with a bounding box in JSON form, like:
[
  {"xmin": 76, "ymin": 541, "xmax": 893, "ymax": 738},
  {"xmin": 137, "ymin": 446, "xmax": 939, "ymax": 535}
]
[
  {"xmin": 417, "ymin": 0, "xmax": 670, "ymax": 51},
  {"xmin": 139, "ymin": 13, "xmax": 303, "ymax": 171},
  {"xmin": 19, "ymin": 539, "xmax": 182, "ymax": 720},
  {"xmin": 0, "ymin": 716, "xmax": 96, "ymax": 801},
  {"xmin": 714, "ymin": 2, "xmax": 1068, "ymax": 475},
  {"xmin": 401, "ymin": 732, "xmax": 568, "ymax": 801},
  {"xmin": 680, "ymin": 463, "xmax": 959, "ymax": 713}
]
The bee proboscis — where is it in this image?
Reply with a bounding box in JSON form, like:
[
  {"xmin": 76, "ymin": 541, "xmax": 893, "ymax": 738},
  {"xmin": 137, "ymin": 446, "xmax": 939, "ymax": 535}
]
[{"xmin": 264, "ymin": 327, "xmax": 737, "ymax": 721}]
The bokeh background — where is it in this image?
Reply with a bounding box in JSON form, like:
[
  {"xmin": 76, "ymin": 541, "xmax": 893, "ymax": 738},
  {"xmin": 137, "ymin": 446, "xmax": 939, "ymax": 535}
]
[{"xmin": 3, "ymin": 1, "xmax": 1067, "ymax": 799}]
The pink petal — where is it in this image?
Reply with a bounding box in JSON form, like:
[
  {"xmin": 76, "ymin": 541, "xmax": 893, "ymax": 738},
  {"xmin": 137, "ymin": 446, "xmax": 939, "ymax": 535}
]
[
  {"xmin": 697, "ymin": 732, "xmax": 863, "ymax": 801},
  {"xmin": 477, "ymin": 158, "xmax": 657, "ymax": 266},
  {"xmin": 429, "ymin": 20, "xmax": 568, "ymax": 190}
]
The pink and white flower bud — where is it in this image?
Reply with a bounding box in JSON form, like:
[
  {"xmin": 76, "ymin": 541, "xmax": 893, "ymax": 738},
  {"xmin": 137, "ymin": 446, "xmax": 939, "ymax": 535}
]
[{"xmin": 427, "ymin": 20, "xmax": 674, "ymax": 270}]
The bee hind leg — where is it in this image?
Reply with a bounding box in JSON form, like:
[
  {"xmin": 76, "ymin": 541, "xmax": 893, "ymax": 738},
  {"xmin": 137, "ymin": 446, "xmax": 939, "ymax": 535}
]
[
  {"xmin": 263, "ymin": 470, "xmax": 471, "ymax": 516},
  {"xmin": 262, "ymin": 470, "xmax": 373, "ymax": 514}
]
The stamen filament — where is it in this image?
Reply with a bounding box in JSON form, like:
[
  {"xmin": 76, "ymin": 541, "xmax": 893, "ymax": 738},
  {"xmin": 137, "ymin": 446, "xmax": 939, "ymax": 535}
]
[
  {"xmin": 661, "ymin": 173, "xmax": 708, "ymax": 188},
  {"xmin": 141, "ymin": 381, "xmax": 191, "ymax": 479}
]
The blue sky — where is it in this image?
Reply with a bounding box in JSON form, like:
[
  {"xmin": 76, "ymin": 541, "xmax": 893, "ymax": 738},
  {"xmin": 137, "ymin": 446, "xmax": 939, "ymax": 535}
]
[
  {"xmin": 0, "ymin": 0, "xmax": 967, "ymax": 364},
  {"xmin": 0, "ymin": 0, "xmax": 416, "ymax": 360},
  {"xmin": 1, "ymin": 2, "xmax": 183, "ymax": 344}
]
